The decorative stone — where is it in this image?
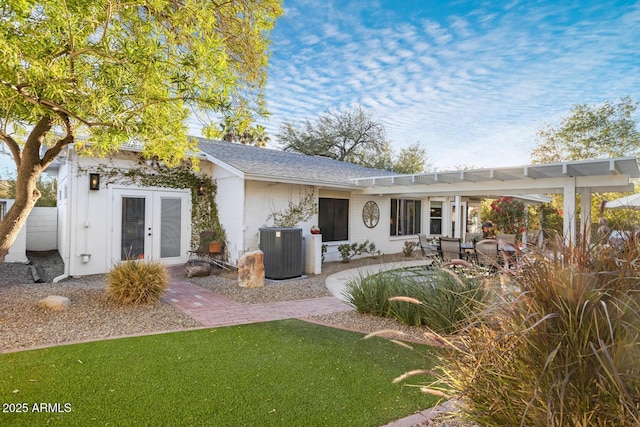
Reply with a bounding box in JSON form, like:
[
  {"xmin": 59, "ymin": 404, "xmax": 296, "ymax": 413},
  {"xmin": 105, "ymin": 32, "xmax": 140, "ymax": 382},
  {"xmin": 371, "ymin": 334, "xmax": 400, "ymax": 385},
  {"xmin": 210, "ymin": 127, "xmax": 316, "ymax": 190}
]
[
  {"xmin": 185, "ymin": 260, "xmax": 212, "ymax": 278},
  {"xmin": 37, "ymin": 295, "xmax": 71, "ymax": 311},
  {"xmin": 237, "ymin": 250, "xmax": 265, "ymax": 288}
]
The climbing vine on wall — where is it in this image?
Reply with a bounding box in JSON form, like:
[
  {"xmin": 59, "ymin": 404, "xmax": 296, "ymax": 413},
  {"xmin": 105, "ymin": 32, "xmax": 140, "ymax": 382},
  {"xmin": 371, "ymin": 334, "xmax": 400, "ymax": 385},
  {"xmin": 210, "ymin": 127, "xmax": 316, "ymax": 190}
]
[{"xmin": 78, "ymin": 157, "xmax": 226, "ymax": 251}]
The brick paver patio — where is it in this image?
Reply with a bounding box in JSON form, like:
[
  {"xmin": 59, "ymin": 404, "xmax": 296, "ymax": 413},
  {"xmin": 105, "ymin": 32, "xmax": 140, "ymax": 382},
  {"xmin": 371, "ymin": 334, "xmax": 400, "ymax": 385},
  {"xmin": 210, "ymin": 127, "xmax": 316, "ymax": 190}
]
[{"xmin": 164, "ymin": 267, "xmax": 354, "ymax": 327}]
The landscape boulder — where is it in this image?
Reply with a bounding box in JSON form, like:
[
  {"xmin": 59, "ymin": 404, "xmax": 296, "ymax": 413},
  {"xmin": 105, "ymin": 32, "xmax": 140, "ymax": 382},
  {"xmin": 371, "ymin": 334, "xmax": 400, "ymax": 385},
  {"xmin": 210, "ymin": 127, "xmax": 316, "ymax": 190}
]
[
  {"xmin": 185, "ymin": 260, "xmax": 212, "ymax": 278},
  {"xmin": 37, "ymin": 295, "xmax": 71, "ymax": 311},
  {"xmin": 238, "ymin": 250, "xmax": 265, "ymax": 288}
]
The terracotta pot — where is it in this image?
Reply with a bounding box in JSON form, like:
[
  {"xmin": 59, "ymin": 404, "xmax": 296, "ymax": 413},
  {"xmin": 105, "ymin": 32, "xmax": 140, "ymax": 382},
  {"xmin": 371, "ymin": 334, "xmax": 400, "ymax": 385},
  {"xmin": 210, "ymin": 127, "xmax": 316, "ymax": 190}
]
[{"xmin": 208, "ymin": 241, "xmax": 222, "ymax": 254}]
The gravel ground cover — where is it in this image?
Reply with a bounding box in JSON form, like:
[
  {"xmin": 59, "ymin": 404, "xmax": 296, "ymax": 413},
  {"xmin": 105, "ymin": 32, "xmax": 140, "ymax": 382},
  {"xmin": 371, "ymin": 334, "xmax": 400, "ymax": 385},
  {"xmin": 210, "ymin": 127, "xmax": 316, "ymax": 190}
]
[{"xmin": 0, "ymin": 252, "xmax": 432, "ymax": 352}]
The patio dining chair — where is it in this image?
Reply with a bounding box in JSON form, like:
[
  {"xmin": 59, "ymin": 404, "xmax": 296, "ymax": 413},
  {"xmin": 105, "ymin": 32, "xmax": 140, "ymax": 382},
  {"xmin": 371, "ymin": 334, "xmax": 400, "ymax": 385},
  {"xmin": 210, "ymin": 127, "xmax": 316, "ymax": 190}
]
[
  {"xmin": 438, "ymin": 237, "xmax": 465, "ymax": 262},
  {"xmin": 418, "ymin": 234, "xmax": 439, "ymax": 268},
  {"xmin": 474, "ymin": 239, "xmax": 500, "ymax": 271}
]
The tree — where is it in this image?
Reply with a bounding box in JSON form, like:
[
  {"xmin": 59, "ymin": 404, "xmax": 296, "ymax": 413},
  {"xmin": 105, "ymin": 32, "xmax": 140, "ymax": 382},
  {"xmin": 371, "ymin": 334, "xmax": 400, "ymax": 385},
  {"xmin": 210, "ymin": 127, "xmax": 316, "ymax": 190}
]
[
  {"xmin": 0, "ymin": 0, "xmax": 282, "ymax": 263},
  {"xmin": 0, "ymin": 177, "xmax": 57, "ymax": 207},
  {"xmin": 277, "ymin": 106, "xmax": 392, "ymax": 168},
  {"xmin": 219, "ymin": 117, "xmax": 269, "ymax": 147},
  {"xmin": 531, "ymin": 96, "xmax": 640, "ymax": 164},
  {"xmin": 392, "ymin": 142, "xmax": 430, "ymax": 174}
]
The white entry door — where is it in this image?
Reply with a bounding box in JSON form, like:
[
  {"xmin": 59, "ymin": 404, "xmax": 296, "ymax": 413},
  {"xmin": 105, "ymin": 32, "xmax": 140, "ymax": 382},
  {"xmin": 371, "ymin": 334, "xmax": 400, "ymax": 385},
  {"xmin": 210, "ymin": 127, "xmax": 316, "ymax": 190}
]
[{"xmin": 112, "ymin": 189, "xmax": 190, "ymax": 263}]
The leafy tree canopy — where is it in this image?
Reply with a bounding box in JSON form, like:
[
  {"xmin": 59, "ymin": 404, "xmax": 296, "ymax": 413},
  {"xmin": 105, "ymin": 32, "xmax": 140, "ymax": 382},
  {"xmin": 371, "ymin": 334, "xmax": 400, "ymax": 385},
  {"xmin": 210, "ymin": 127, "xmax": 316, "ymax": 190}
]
[
  {"xmin": 393, "ymin": 142, "xmax": 431, "ymax": 174},
  {"xmin": 531, "ymin": 96, "xmax": 640, "ymax": 164},
  {"xmin": 0, "ymin": 0, "xmax": 282, "ymax": 262},
  {"xmin": 277, "ymin": 106, "xmax": 392, "ymax": 169},
  {"xmin": 531, "ymin": 97, "xmax": 640, "ymax": 230},
  {"xmin": 278, "ymin": 106, "xmax": 430, "ymax": 172}
]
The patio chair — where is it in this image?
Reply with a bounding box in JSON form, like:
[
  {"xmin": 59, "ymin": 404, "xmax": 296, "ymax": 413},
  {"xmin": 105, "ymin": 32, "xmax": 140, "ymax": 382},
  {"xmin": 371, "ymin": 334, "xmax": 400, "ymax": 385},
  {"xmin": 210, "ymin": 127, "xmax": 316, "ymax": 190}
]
[
  {"xmin": 498, "ymin": 238, "xmax": 521, "ymax": 270},
  {"xmin": 496, "ymin": 233, "xmax": 516, "ymax": 245},
  {"xmin": 417, "ymin": 234, "xmax": 439, "ymax": 268},
  {"xmin": 474, "ymin": 239, "xmax": 500, "ymax": 271},
  {"xmin": 438, "ymin": 237, "xmax": 465, "ymax": 262},
  {"xmin": 465, "ymin": 232, "xmax": 483, "ymax": 244}
]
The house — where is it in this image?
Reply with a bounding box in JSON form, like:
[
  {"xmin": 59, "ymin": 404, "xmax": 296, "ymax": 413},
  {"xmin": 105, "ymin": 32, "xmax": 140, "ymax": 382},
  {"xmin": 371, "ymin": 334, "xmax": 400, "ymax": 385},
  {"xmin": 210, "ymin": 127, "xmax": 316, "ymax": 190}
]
[{"xmin": 43, "ymin": 139, "xmax": 639, "ymax": 278}]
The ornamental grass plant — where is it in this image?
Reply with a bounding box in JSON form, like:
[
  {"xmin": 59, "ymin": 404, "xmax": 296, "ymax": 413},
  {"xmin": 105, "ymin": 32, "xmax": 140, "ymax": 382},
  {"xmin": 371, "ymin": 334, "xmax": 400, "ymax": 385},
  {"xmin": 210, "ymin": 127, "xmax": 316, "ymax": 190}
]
[
  {"xmin": 344, "ymin": 267, "xmax": 488, "ymax": 334},
  {"xmin": 106, "ymin": 260, "xmax": 169, "ymax": 305},
  {"xmin": 431, "ymin": 234, "xmax": 640, "ymax": 426}
]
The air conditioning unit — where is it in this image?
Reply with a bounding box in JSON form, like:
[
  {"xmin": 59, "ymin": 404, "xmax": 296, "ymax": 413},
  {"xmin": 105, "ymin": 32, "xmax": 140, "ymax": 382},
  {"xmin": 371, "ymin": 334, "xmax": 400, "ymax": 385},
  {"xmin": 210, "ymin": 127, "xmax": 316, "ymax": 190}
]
[{"xmin": 259, "ymin": 227, "xmax": 303, "ymax": 280}]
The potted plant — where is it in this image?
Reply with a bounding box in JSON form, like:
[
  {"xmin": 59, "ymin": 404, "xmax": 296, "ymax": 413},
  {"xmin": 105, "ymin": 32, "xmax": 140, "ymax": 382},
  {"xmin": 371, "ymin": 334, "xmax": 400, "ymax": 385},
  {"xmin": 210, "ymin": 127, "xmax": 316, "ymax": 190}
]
[
  {"xmin": 208, "ymin": 240, "xmax": 222, "ymax": 254},
  {"xmin": 199, "ymin": 231, "xmax": 223, "ymax": 255}
]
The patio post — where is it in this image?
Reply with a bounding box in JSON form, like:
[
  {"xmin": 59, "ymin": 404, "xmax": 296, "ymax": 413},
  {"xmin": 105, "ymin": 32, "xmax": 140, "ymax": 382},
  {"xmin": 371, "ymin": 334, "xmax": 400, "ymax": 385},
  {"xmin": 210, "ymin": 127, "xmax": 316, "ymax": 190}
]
[
  {"xmin": 563, "ymin": 178, "xmax": 577, "ymax": 245},
  {"xmin": 580, "ymin": 187, "xmax": 592, "ymax": 244}
]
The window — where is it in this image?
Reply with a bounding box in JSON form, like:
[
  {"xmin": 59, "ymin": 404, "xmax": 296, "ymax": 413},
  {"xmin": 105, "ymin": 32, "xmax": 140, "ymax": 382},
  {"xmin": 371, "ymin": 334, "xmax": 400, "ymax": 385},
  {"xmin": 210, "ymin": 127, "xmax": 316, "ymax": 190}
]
[
  {"xmin": 390, "ymin": 199, "xmax": 421, "ymax": 236},
  {"xmin": 318, "ymin": 198, "xmax": 349, "ymax": 242},
  {"xmin": 429, "ymin": 201, "xmax": 442, "ymax": 235}
]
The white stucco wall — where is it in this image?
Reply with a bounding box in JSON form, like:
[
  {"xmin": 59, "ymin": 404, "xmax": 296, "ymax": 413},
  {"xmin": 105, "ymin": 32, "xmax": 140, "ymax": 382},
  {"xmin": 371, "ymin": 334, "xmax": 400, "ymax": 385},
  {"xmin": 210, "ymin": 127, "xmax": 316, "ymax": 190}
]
[
  {"xmin": 211, "ymin": 166, "xmax": 245, "ymax": 264},
  {"xmin": 319, "ymin": 193, "xmax": 426, "ymax": 262},
  {"xmin": 244, "ymin": 180, "xmax": 318, "ymax": 252},
  {"xmin": 58, "ymin": 152, "xmax": 192, "ymax": 276},
  {"xmin": 26, "ymin": 207, "xmax": 58, "ymax": 251},
  {"xmin": 2, "ymin": 199, "xmax": 28, "ymax": 263}
]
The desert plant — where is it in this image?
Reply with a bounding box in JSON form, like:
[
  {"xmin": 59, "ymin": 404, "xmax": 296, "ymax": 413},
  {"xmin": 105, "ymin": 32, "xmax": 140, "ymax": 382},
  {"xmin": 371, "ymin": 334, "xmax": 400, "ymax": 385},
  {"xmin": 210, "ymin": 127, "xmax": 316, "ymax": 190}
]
[
  {"xmin": 106, "ymin": 260, "xmax": 169, "ymax": 305},
  {"xmin": 344, "ymin": 267, "xmax": 488, "ymax": 333},
  {"xmin": 337, "ymin": 240, "xmax": 380, "ymax": 263},
  {"xmin": 430, "ymin": 234, "xmax": 640, "ymax": 426},
  {"xmin": 402, "ymin": 240, "xmax": 420, "ymax": 257}
]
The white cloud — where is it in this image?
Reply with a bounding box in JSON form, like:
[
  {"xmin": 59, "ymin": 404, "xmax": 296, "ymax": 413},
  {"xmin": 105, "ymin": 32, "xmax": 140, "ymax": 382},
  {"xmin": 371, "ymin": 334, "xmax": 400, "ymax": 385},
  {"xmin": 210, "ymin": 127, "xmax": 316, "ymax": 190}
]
[{"xmin": 236, "ymin": 1, "xmax": 640, "ymax": 169}]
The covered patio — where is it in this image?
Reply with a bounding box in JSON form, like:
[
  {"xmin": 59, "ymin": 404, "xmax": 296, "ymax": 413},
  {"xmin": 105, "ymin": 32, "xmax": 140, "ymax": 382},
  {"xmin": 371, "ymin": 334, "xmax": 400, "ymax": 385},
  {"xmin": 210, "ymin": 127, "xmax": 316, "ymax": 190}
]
[{"xmin": 352, "ymin": 157, "xmax": 640, "ymax": 244}]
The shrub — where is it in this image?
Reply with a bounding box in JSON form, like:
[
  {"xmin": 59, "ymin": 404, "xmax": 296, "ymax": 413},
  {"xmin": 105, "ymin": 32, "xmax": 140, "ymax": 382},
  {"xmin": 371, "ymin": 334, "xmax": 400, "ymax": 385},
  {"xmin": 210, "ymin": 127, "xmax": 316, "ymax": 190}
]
[
  {"xmin": 106, "ymin": 260, "xmax": 169, "ymax": 305},
  {"xmin": 432, "ymin": 235, "xmax": 640, "ymax": 426},
  {"xmin": 344, "ymin": 267, "xmax": 488, "ymax": 334},
  {"xmin": 337, "ymin": 240, "xmax": 380, "ymax": 263},
  {"xmin": 402, "ymin": 240, "xmax": 420, "ymax": 257},
  {"xmin": 488, "ymin": 196, "xmax": 526, "ymax": 237}
]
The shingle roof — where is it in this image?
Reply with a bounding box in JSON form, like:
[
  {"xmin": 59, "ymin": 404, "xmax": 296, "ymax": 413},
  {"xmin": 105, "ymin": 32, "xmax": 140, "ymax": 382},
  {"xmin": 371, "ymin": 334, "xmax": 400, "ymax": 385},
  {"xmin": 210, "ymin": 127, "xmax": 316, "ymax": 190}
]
[{"xmin": 196, "ymin": 138, "xmax": 392, "ymax": 188}]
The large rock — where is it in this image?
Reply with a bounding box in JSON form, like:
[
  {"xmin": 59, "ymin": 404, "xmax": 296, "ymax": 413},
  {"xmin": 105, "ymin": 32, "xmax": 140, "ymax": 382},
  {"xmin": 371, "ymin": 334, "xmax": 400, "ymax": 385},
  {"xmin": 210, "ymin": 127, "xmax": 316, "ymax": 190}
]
[
  {"xmin": 37, "ymin": 295, "xmax": 71, "ymax": 311},
  {"xmin": 238, "ymin": 250, "xmax": 265, "ymax": 288},
  {"xmin": 185, "ymin": 260, "xmax": 212, "ymax": 278}
]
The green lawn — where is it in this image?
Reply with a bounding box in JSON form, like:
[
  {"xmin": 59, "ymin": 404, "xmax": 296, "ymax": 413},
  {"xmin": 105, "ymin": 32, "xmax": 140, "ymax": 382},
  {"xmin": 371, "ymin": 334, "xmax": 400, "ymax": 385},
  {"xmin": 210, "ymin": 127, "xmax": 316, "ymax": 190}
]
[{"xmin": 0, "ymin": 319, "xmax": 440, "ymax": 426}]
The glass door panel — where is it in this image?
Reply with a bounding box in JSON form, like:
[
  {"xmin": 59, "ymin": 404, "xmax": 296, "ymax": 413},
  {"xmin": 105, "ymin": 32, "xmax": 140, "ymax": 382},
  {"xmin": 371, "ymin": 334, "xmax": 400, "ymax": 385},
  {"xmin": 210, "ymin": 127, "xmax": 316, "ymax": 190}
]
[
  {"xmin": 160, "ymin": 198, "xmax": 181, "ymax": 258},
  {"xmin": 121, "ymin": 197, "xmax": 146, "ymax": 260}
]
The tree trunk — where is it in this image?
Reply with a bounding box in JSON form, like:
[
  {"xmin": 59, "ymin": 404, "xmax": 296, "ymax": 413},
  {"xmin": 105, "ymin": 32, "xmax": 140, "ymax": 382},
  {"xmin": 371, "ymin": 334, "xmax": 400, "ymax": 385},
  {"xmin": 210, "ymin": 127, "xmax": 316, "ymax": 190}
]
[
  {"xmin": 0, "ymin": 117, "xmax": 56, "ymax": 264},
  {"xmin": 0, "ymin": 171, "xmax": 41, "ymax": 263}
]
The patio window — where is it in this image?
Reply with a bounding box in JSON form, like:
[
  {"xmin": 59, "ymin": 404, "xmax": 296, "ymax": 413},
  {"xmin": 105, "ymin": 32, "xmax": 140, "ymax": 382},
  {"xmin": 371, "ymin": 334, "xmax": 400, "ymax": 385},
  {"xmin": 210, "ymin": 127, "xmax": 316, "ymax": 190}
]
[
  {"xmin": 318, "ymin": 198, "xmax": 349, "ymax": 242},
  {"xmin": 429, "ymin": 201, "xmax": 442, "ymax": 235},
  {"xmin": 390, "ymin": 199, "xmax": 421, "ymax": 236}
]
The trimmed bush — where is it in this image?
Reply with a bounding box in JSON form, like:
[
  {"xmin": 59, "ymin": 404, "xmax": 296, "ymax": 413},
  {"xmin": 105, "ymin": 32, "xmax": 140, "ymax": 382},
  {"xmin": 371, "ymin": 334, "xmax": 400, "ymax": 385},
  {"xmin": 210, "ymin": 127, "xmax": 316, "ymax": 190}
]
[{"xmin": 106, "ymin": 260, "xmax": 169, "ymax": 305}]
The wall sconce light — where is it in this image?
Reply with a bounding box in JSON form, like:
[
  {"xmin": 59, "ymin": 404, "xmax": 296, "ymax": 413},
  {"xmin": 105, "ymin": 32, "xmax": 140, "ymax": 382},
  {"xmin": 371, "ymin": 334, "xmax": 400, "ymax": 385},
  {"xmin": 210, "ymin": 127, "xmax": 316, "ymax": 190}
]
[
  {"xmin": 197, "ymin": 181, "xmax": 206, "ymax": 196},
  {"xmin": 89, "ymin": 173, "xmax": 100, "ymax": 191}
]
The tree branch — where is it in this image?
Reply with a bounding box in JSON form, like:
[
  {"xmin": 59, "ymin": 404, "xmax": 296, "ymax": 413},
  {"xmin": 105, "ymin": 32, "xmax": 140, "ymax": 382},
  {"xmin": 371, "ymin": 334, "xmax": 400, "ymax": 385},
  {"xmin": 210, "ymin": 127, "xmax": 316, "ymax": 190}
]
[
  {"xmin": 41, "ymin": 114, "xmax": 74, "ymax": 166},
  {"xmin": 0, "ymin": 132, "xmax": 22, "ymax": 169}
]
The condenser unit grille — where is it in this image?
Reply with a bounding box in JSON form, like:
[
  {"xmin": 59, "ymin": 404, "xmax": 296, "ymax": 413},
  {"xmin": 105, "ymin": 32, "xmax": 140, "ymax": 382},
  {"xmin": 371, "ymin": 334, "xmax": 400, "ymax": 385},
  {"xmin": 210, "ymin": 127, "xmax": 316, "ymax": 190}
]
[{"xmin": 259, "ymin": 228, "xmax": 303, "ymax": 280}]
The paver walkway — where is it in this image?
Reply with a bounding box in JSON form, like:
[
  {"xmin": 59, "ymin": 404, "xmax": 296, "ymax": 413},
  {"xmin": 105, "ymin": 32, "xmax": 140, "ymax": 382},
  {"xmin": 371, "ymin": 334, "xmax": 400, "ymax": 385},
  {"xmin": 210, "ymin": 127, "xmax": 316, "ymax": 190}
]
[{"xmin": 163, "ymin": 266, "xmax": 353, "ymax": 327}]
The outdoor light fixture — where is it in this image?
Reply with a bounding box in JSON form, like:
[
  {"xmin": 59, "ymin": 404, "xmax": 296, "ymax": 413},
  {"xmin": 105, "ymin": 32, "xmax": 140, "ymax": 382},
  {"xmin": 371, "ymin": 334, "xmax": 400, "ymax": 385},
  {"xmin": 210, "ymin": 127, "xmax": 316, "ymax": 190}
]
[
  {"xmin": 89, "ymin": 173, "xmax": 100, "ymax": 191},
  {"xmin": 197, "ymin": 181, "xmax": 206, "ymax": 196}
]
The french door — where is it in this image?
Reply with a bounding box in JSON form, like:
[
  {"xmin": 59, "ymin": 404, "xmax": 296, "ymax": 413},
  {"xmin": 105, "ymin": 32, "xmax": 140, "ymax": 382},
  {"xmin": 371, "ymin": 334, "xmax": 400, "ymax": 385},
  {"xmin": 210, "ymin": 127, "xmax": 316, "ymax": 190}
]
[{"xmin": 113, "ymin": 189, "xmax": 190, "ymax": 263}]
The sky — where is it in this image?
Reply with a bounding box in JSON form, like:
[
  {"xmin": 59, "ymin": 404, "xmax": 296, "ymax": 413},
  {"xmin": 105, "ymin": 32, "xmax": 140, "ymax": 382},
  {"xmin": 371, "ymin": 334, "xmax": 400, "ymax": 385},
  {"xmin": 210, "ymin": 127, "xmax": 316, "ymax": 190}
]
[
  {"xmin": 250, "ymin": 0, "xmax": 640, "ymax": 170},
  {"xmin": 1, "ymin": 0, "xmax": 639, "ymax": 178}
]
